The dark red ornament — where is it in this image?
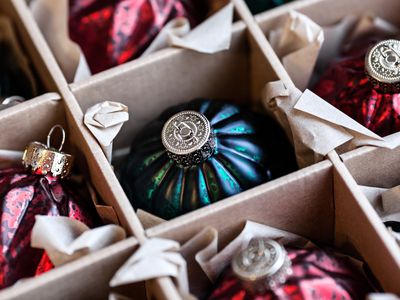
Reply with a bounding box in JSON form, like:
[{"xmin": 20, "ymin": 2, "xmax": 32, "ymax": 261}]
[
  {"xmin": 208, "ymin": 242, "xmax": 372, "ymax": 300},
  {"xmin": 312, "ymin": 33, "xmax": 400, "ymax": 137},
  {"xmin": 69, "ymin": 0, "xmax": 206, "ymax": 73},
  {"xmin": 0, "ymin": 126, "xmax": 100, "ymax": 289}
]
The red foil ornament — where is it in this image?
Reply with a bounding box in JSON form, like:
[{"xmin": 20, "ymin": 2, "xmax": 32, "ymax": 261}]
[
  {"xmin": 208, "ymin": 246, "xmax": 372, "ymax": 300},
  {"xmin": 0, "ymin": 127, "xmax": 100, "ymax": 289},
  {"xmin": 69, "ymin": 0, "xmax": 206, "ymax": 73},
  {"xmin": 312, "ymin": 33, "xmax": 400, "ymax": 137}
]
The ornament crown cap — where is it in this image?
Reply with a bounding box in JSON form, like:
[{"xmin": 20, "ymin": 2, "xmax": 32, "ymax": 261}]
[
  {"xmin": 232, "ymin": 238, "xmax": 292, "ymax": 292},
  {"xmin": 22, "ymin": 125, "xmax": 73, "ymax": 178},
  {"xmin": 365, "ymin": 39, "xmax": 400, "ymax": 93},
  {"xmin": 161, "ymin": 110, "xmax": 216, "ymax": 167}
]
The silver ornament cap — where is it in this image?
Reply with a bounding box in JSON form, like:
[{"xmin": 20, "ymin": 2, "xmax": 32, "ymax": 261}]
[
  {"xmin": 22, "ymin": 125, "xmax": 73, "ymax": 178},
  {"xmin": 232, "ymin": 238, "xmax": 292, "ymax": 294},
  {"xmin": 161, "ymin": 110, "xmax": 216, "ymax": 166},
  {"xmin": 365, "ymin": 39, "xmax": 400, "ymax": 93}
]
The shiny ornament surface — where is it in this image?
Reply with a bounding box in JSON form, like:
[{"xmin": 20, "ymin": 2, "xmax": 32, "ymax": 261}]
[
  {"xmin": 208, "ymin": 246, "xmax": 372, "ymax": 300},
  {"xmin": 312, "ymin": 34, "xmax": 400, "ymax": 136},
  {"xmin": 121, "ymin": 99, "xmax": 297, "ymax": 220},
  {"xmin": 69, "ymin": 0, "xmax": 206, "ymax": 73},
  {"xmin": 0, "ymin": 168, "xmax": 99, "ymax": 288}
]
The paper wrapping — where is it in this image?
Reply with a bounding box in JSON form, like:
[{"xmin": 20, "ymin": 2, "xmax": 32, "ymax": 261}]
[
  {"xmin": 31, "ymin": 216, "xmax": 126, "ymax": 266},
  {"xmin": 181, "ymin": 221, "xmax": 310, "ymax": 283},
  {"xmin": 84, "ymin": 101, "xmax": 129, "ymax": 164},
  {"xmin": 269, "ymin": 11, "xmax": 324, "ymax": 91},
  {"xmin": 0, "ymin": 146, "xmax": 120, "ymax": 224},
  {"xmin": 264, "ymin": 13, "xmax": 400, "ymax": 166},
  {"xmin": 143, "ymin": 3, "xmax": 233, "ymax": 57},
  {"xmin": 30, "ymin": 0, "xmax": 91, "ymax": 82},
  {"xmin": 109, "ymin": 238, "xmax": 191, "ymax": 298},
  {"xmin": 360, "ymin": 185, "xmax": 400, "ymax": 245}
]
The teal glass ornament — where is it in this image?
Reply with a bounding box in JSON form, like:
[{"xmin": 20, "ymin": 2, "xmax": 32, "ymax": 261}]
[
  {"xmin": 121, "ymin": 99, "xmax": 297, "ymax": 220},
  {"xmin": 245, "ymin": 0, "xmax": 293, "ymax": 15}
]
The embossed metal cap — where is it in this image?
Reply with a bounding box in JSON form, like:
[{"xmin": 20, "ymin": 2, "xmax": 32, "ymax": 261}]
[
  {"xmin": 365, "ymin": 39, "xmax": 400, "ymax": 93},
  {"xmin": 22, "ymin": 125, "xmax": 73, "ymax": 178},
  {"xmin": 232, "ymin": 238, "xmax": 292, "ymax": 293},
  {"xmin": 161, "ymin": 110, "xmax": 216, "ymax": 166}
]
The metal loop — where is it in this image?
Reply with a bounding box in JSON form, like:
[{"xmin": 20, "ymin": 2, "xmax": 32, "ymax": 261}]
[{"xmin": 47, "ymin": 125, "xmax": 66, "ymax": 152}]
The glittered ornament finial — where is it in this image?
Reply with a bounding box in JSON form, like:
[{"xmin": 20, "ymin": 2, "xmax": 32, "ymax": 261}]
[{"xmin": 22, "ymin": 125, "xmax": 73, "ymax": 178}]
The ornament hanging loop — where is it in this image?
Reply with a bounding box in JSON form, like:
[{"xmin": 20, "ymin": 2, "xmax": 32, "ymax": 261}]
[{"xmin": 47, "ymin": 125, "xmax": 66, "ymax": 152}]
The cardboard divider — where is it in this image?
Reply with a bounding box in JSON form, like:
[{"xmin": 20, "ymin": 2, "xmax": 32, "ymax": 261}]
[
  {"xmin": 256, "ymin": 0, "xmax": 400, "ymax": 32},
  {"xmin": 0, "ymin": 92, "xmax": 128, "ymax": 229},
  {"xmin": 1, "ymin": 238, "xmax": 141, "ymax": 300},
  {"xmin": 332, "ymin": 134, "xmax": 400, "ymax": 293},
  {"xmin": 232, "ymin": 0, "xmax": 295, "ymax": 90},
  {"xmin": 144, "ymin": 158, "xmax": 394, "ymax": 298},
  {"xmin": 68, "ymin": 17, "xmax": 311, "ymax": 299},
  {"xmin": 0, "ymin": 93, "xmax": 64, "ymax": 148},
  {"xmin": 0, "ymin": 0, "xmax": 58, "ymax": 95},
  {"xmin": 24, "ymin": 1, "xmax": 237, "ymax": 83},
  {"xmin": 146, "ymin": 161, "xmax": 334, "ymax": 298},
  {"xmin": 69, "ymin": 18, "xmax": 299, "ymax": 226},
  {"xmin": 0, "ymin": 94, "xmax": 144, "ymax": 298},
  {"xmin": 8, "ymin": 0, "xmax": 148, "ymax": 242},
  {"xmin": 5, "ymin": 0, "xmax": 400, "ymax": 299},
  {"xmin": 146, "ymin": 160, "xmax": 334, "ymax": 246},
  {"xmin": 71, "ymin": 21, "xmax": 259, "ymax": 150},
  {"xmin": 228, "ymin": 4, "xmax": 400, "ymax": 294}
]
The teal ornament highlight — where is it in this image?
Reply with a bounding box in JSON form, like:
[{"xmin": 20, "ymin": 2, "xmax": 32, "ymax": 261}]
[{"xmin": 121, "ymin": 99, "xmax": 297, "ymax": 220}]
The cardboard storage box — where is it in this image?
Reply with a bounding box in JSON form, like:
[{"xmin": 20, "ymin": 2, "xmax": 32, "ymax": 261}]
[{"xmin": 1, "ymin": 0, "xmax": 400, "ymax": 298}]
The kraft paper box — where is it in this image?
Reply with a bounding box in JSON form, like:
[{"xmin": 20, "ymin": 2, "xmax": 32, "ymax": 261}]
[{"xmin": 2, "ymin": 0, "xmax": 400, "ymax": 299}]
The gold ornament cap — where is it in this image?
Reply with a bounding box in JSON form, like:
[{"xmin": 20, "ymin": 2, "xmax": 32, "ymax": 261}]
[{"xmin": 22, "ymin": 125, "xmax": 73, "ymax": 178}]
